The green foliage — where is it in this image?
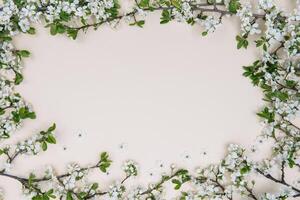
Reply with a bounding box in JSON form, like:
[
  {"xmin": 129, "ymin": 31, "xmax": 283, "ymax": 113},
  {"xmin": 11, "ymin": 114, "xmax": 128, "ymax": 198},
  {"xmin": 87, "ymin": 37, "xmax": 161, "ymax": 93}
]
[
  {"xmin": 14, "ymin": 72, "xmax": 24, "ymax": 85},
  {"xmin": 91, "ymin": 183, "xmax": 99, "ymax": 190},
  {"xmin": 172, "ymin": 169, "xmax": 191, "ymax": 190},
  {"xmin": 202, "ymin": 31, "xmax": 208, "ymax": 36},
  {"xmin": 28, "ymin": 173, "xmax": 36, "ymax": 186},
  {"xmin": 67, "ymin": 29, "xmax": 79, "ymax": 40},
  {"xmin": 257, "ymin": 107, "xmax": 275, "ymax": 123},
  {"xmin": 285, "ymin": 80, "xmax": 297, "ymax": 89},
  {"xmin": 59, "ymin": 11, "xmax": 71, "ymax": 22},
  {"xmin": 130, "ymin": 20, "xmax": 145, "ymax": 28},
  {"xmin": 99, "ymin": 152, "xmax": 112, "ymax": 172},
  {"xmin": 27, "ymin": 27, "xmax": 36, "ymax": 34},
  {"xmin": 160, "ymin": 10, "xmax": 171, "ymax": 24},
  {"xmin": 66, "ymin": 192, "xmax": 73, "ymax": 200},
  {"xmin": 32, "ymin": 189, "xmax": 56, "ymax": 200},
  {"xmin": 40, "ymin": 123, "xmax": 57, "ymax": 151},
  {"xmin": 139, "ymin": 0, "xmax": 150, "ymax": 8},
  {"xmin": 236, "ymin": 35, "xmax": 249, "ymax": 49},
  {"xmin": 228, "ymin": 0, "xmax": 241, "ymax": 14},
  {"xmin": 49, "ymin": 23, "xmax": 66, "ymax": 35},
  {"xmin": 255, "ymin": 36, "xmax": 269, "ymax": 51},
  {"xmin": 288, "ymin": 154, "xmax": 296, "ymax": 168},
  {"xmin": 243, "ymin": 60, "xmax": 263, "ymax": 85},
  {"xmin": 0, "ymin": 32, "xmax": 12, "ymax": 41},
  {"xmin": 16, "ymin": 50, "xmax": 31, "ymax": 57},
  {"xmin": 171, "ymin": 0, "xmax": 181, "ymax": 9},
  {"xmin": 172, "ymin": 179, "xmax": 182, "ymax": 190},
  {"xmin": 12, "ymin": 107, "xmax": 36, "ymax": 123},
  {"xmin": 240, "ymin": 164, "xmax": 251, "ymax": 175}
]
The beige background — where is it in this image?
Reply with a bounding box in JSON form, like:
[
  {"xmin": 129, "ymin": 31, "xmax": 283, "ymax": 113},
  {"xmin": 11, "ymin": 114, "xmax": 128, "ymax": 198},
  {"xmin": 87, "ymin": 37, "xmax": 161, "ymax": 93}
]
[{"xmin": 1, "ymin": 7, "xmax": 288, "ymax": 199}]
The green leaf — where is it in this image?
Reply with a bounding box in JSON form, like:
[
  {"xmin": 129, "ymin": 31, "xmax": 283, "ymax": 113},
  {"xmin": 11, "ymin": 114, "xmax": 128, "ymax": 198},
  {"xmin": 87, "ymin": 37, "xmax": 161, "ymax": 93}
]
[
  {"xmin": 67, "ymin": 29, "xmax": 78, "ymax": 40},
  {"xmin": 285, "ymin": 80, "xmax": 297, "ymax": 89},
  {"xmin": 171, "ymin": 0, "xmax": 181, "ymax": 9},
  {"xmin": 91, "ymin": 183, "xmax": 99, "ymax": 190},
  {"xmin": 228, "ymin": 0, "xmax": 241, "ymax": 14},
  {"xmin": 160, "ymin": 10, "xmax": 171, "ymax": 24},
  {"xmin": 50, "ymin": 24, "xmax": 57, "ymax": 35},
  {"xmin": 257, "ymin": 107, "xmax": 274, "ymax": 123},
  {"xmin": 19, "ymin": 107, "xmax": 36, "ymax": 119},
  {"xmin": 47, "ymin": 123, "xmax": 56, "ymax": 132},
  {"xmin": 99, "ymin": 162, "xmax": 110, "ymax": 172},
  {"xmin": 17, "ymin": 50, "xmax": 30, "ymax": 57},
  {"xmin": 288, "ymin": 157, "xmax": 295, "ymax": 168},
  {"xmin": 0, "ymin": 34, "xmax": 12, "ymax": 41},
  {"xmin": 202, "ymin": 31, "xmax": 208, "ymax": 36},
  {"xmin": 28, "ymin": 173, "xmax": 36, "ymax": 186},
  {"xmin": 273, "ymin": 91, "xmax": 289, "ymax": 101},
  {"xmin": 15, "ymin": 72, "xmax": 23, "ymax": 85},
  {"xmin": 66, "ymin": 192, "xmax": 73, "ymax": 200},
  {"xmin": 56, "ymin": 24, "xmax": 66, "ymax": 34},
  {"xmin": 139, "ymin": 0, "xmax": 149, "ymax": 8},
  {"xmin": 12, "ymin": 107, "xmax": 36, "ymax": 123},
  {"xmin": 42, "ymin": 141, "xmax": 48, "ymax": 151},
  {"xmin": 172, "ymin": 179, "xmax": 182, "ymax": 190},
  {"xmin": 240, "ymin": 165, "xmax": 251, "ymax": 174},
  {"xmin": 27, "ymin": 27, "xmax": 36, "ymax": 34},
  {"xmin": 100, "ymin": 152, "xmax": 109, "ymax": 161},
  {"xmin": 32, "ymin": 195, "xmax": 43, "ymax": 200},
  {"xmin": 236, "ymin": 35, "xmax": 248, "ymax": 49},
  {"xmin": 46, "ymin": 189, "xmax": 56, "ymax": 198},
  {"xmin": 99, "ymin": 152, "xmax": 112, "ymax": 173},
  {"xmin": 46, "ymin": 135, "xmax": 56, "ymax": 144},
  {"xmin": 136, "ymin": 20, "xmax": 145, "ymax": 28},
  {"xmin": 60, "ymin": 11, "xmax": 71, "ymax": 22}
]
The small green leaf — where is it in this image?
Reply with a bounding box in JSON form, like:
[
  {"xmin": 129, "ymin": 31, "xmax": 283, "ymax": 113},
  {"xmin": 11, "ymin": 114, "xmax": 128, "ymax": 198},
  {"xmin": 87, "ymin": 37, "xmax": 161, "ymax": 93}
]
[
  {"xmin": 50, "ymin": 24, "xmax": 57, "ymax": 35},
  {"xmin": 66, "ymin": 192, "xmax": 73, "ymax": 200},
  {"xmin": 172, "ymin": 179, "xmax": 182, "ymax": 190},
  {"xmin": 228, "ymin": 0, "xmax": 241, "ymax": 14},
  {"xmin": 17, "ymin": 50, "xmax": 30, "ymax": 57},
  {"xmin": 27, "ymin": 27, "xmax": 36, "ymax": 34},
  {"xmin": 160, "ymin": 10, "xmax": 171, "ymax": 24},
  {"xmin": 56, "ymin": 24, "xmax": 66, "ymax": 34},
  {"xmin": 47, "ymin": 123, "xmax": 56, "ymax": 132},
  {"xmin": 60, "ymin": 11, "xmax": 71, "ymax": 22},
  {"xmin": 99, "ymin": 162, "xmax": 111, "ymax": 172},
  {"xmin": 236, "ymin": 35, "xmax": 248, "ymax": 49},
  {"xmin": 202, "ymin": 31, "xmax": 208, "ymax": 36},
  {"xmin": 46, "ymin": 135, "xmax": 56, "ymax": 144},
  {"xmin": 136, "ymin": 20, "xmax": 145, "ymax": 28},
  {"xmin": 99, "ymin": 152, "xmax": 112, "ymax": 173},
  {"xmin": 171, "ymin": 0, "xmax": 181, "ymax": 9},
  {"xmin": 42, "ymin": 141, "xmax": 48, "ymax": 151},
  {"xmin": 15, "ymin": 72, "xmax": 23, "ymax": 85},
  {"xmin": 100, "ymin": 152, "xmax": 109, "ymax": 160},
  {"xmin": 240, "ymin": 165, "xmax": 251, "ymax": 174},
  {"xmin": 28, "ymin": 173, "xmax": 36, "ymax": 186},
  {"xmin": 91, "ymin": 183, "xmax": 98, "ymax": 190},
  {"xmin": 257, "ymin": 107, "xmax": 274, "ymax": 123},
  {"xmin": 139, "ymin": 0, "xmax": 149, "ymax": 8},
  {"xmin": 67, "ymin": 29, "xmax": 78, "ymax": 40}
]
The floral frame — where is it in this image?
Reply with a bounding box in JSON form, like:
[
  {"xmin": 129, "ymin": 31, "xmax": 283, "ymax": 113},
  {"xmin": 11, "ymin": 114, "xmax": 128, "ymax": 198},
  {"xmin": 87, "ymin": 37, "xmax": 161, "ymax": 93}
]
[{"xmin": 0, "ymin": 0, "xmax": 300, "ymax": 199}]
